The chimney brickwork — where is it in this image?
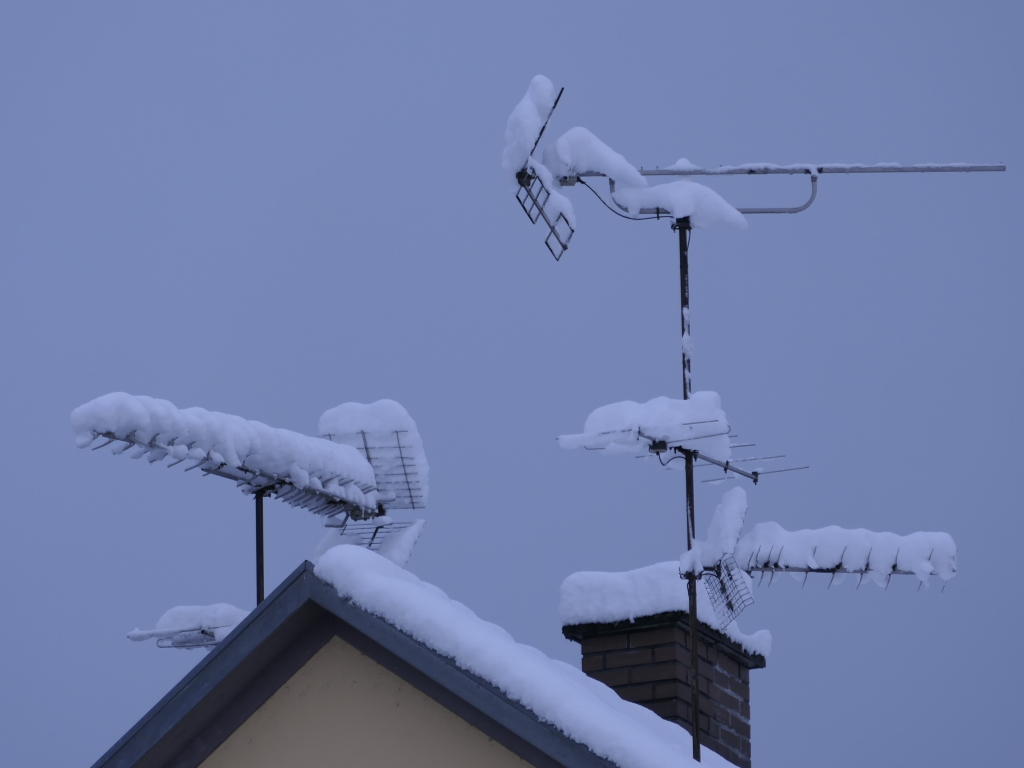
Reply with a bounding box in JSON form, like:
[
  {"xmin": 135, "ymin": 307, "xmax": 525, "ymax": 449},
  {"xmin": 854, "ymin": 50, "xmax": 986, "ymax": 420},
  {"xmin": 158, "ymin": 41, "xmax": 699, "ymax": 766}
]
[{"xmin": 563, "ymin": 611, "xmax": 765, "ymax": 768}]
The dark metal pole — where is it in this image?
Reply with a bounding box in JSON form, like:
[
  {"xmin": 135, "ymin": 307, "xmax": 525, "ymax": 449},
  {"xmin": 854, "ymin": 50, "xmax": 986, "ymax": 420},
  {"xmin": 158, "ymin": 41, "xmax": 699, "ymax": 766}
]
[
  {"xmin": 256, "ymin": 490, "xmax": 265, "ymax": 605},
  {"xmin": 678, "ymin": 218, "xmax": 692, "ymax": 400},
  {"xmin": 685, "ymin": 449, "xmax": 701, "ymax": 762},
  {"xmin": 675, "ymin": 216, "xmax": 701, "ymax": 761}
]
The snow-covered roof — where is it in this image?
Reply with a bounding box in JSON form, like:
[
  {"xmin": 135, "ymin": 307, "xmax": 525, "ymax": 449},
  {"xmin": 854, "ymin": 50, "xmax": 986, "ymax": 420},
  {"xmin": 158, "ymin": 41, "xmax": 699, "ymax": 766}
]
[
  {"xmin": 316, "ymin": 546, "xmax": 733, "ymax": 768},
  {"xmin": 96, "ymin": 554, "xmax": 741, "ymax": 768}
]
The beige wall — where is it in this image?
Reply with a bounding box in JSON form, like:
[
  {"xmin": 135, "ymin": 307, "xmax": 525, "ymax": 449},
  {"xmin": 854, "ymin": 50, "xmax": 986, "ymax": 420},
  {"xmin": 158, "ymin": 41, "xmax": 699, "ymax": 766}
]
[{"xmin": 200, "ymin": 636, "xmax": 534, "ymax": 768}]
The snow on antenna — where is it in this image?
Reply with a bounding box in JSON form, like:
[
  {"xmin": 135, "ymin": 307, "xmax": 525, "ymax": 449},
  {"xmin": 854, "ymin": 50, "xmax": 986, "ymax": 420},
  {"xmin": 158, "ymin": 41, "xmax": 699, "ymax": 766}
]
[
  {"xmin": 71, "ymin": 393, "xmax": 428, "ymax": 608},
  {"xmin": 506, "ymin": 75, "xmax": 1000, "ymax": 762},
  {"xmin": 505, "ymin": 77, "xmax": 574, "ymax": 259},
  {"xmin": 319, "ymin": 399, "xmax": 428, "ymax": 513}
]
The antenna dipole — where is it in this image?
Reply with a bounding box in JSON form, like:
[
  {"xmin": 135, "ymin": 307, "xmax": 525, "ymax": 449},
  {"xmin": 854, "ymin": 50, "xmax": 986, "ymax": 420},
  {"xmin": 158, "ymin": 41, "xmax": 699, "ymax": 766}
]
[{"xmin": 529, "ymin": 86, "xmax": 564, "ymax": 158}]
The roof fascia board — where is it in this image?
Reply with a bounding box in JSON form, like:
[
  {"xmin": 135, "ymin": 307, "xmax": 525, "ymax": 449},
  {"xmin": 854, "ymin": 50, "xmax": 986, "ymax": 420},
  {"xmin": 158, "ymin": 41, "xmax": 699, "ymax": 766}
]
[{"xmin": 91, "ymin": 563, "xmax": 318, "ymax": 768}]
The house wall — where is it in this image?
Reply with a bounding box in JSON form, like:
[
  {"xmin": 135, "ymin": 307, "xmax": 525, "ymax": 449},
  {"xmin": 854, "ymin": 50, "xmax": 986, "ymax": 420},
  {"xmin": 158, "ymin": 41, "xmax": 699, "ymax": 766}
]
[{"xmin": 200, "ymin": 636, "xmax": 532, "ymax": 768}]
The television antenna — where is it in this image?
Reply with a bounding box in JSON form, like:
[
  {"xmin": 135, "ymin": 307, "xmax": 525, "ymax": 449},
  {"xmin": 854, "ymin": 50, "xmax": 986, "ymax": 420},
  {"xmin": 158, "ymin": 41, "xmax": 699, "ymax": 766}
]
[
  {"xmin": 509, "ymin": 77, "xmax": 1004, "ymax": 761},
  {"xmin": 72, "ymin": 394, "xmax": 428, "ymax": 606}
]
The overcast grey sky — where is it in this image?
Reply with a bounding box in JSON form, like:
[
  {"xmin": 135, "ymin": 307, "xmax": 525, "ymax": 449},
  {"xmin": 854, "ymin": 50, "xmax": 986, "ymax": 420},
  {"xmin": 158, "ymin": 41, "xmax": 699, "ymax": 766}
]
[{"xmin": 1, "ymin": 3, "xmax": 1020, "ymax": 766}]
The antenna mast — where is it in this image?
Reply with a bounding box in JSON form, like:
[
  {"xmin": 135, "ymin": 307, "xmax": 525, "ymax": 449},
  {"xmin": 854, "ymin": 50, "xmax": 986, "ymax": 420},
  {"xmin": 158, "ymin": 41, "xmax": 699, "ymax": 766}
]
[
  {"xmin": 673, "ymin": 216, "xmax": 704, "ymax": 760},
  {"xmin": 508, "ymin": 76, "xmax": 1003, "ymax": 763}
]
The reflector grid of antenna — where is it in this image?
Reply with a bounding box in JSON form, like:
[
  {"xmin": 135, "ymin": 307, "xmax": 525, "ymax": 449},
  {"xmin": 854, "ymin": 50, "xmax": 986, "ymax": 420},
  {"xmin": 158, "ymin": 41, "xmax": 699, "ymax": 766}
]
[
  {"xmin": 704, "ymin": 555, "xmax": 755, "ymax": 629},
  {"xmin": 516, "ymin": 171, "xmax": 574, "ymax": 260},
  {"xmin": 323, "ymin": 429, "xmax": 425, "ymax": 511},
  {"xmin": 324, "ymin": 517, "xmax": 417, "ymax": 551}
]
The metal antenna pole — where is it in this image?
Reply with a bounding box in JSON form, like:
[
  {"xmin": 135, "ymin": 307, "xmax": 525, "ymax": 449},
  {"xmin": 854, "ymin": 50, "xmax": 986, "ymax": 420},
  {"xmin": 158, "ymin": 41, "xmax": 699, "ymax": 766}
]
[
  {"xmin": 679, "ymin": 219, "xmax": 692, "ymax": 401},
  {"xmin": 256, "ymin": 490, "xmax": 265, "ymax": 605},
  {"xmin": 674, "ymin": 216, "xmax": 701, "ymax": 761},
  {"xmin": 685, "ymin": 450, "xmax": 700, "ymax": 761}
]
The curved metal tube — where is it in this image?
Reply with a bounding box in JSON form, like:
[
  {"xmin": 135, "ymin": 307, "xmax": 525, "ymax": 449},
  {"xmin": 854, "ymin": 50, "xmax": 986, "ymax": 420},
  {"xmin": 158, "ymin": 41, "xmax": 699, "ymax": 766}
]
[
  {"xmin": 607, "ymin": 175, "xmax": 818, "ymax": 217},
  {"xmin": 736, "ymin": 175, "xmax": 817, "ymax": 215}
]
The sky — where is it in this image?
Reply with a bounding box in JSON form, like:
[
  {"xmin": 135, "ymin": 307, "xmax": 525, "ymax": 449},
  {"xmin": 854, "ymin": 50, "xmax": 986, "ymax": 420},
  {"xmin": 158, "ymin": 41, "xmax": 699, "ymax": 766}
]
[{"xmin": 1, "ymin": 3, "xmax": 1021, "ymax": 767}]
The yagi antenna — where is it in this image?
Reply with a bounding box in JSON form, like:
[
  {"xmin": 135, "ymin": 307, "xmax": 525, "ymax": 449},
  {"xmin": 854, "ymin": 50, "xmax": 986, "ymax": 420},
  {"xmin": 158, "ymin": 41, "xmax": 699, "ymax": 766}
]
[
  {"xmin": 73, "ymin": 394, "xmax": 428, "ymax": 608},
  {"xmin": 511, "ymin": 76, "xmax": 1000, "ymax": 763},
  {"xmin": 508, "ymin": 84, "xmax": 1004, "ymax": 258}
]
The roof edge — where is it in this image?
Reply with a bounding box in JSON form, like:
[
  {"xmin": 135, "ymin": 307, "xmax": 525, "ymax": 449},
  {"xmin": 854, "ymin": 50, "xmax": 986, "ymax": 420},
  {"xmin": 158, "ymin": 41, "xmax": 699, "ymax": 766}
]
[
  {"xmin": 89, "ymin": 561, "xmax": 316, "ymax": 768},
  {"xmin": 92, "ymin": 561, "xmax": 618, "ymax": 768}
]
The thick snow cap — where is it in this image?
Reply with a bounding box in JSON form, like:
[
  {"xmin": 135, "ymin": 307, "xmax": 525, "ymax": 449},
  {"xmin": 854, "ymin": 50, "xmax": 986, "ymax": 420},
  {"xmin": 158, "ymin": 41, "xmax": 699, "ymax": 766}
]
[
  {"xmin": 613, "ymin": 182, "xmax": 746, "ymax": 228},
  {"xmin": 542, "ymin": 127, "xmax": 647, "ymax": 188},
  {"xmin": 502, "ymin": 75, "xmax": 557, "ymax": 178},
  {"xmin": 71, "ymin": 392, "xmax": 379, "ymax": 511},
  {"xmin": 736, "ymin": 523, "xmax": 957, "ymax": 587},
  {"xmin": 558, "ymin": 392, "xmax": 731, "ymax": 463},
  {"xmin": 560, "ymin": 560, "xmax": 771, "ymax": 659},
  {"xmin": 677, "ymin": 488, "xmax": 958, "ymax": 588}
]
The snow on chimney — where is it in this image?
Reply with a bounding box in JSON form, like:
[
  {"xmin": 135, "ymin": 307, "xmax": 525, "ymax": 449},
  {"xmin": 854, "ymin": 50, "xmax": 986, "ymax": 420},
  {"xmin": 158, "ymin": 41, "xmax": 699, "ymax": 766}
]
[{"xmin": 561, "ymin": 563, "xmax": 769, "ymax": 768}]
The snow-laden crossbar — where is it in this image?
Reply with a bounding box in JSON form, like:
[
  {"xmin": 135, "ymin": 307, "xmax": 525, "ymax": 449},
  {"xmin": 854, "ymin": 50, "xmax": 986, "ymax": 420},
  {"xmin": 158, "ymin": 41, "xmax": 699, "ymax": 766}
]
[
  {"xmin": 319, "ymin": 400, "xmax": 428, "ymax": 511},
  {"xmin": 736, "ymin": 523, "xmax": 957, "ymax": 588},
  {"xmin": 72, "ymin": 393, "xmax": 380, "ymax": 516},
  {"xmin": 557, "ymin": 393, "xmax": 731, "ymax": 463},
  {"xmin": 680, "ymin": 489, "xmax": 957, "ymax": 589}
]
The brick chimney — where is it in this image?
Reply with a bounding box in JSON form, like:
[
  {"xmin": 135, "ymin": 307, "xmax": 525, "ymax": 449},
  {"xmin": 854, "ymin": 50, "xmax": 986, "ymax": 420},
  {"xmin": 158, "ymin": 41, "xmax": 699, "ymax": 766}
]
[{"xmin": 563, "ymin": 611, "xmax": 765, "ymax": 768}]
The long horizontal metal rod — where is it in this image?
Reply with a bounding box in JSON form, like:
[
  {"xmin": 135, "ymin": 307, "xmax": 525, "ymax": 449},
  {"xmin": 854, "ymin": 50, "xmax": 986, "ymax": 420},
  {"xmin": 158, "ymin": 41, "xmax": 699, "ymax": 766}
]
[
  {"xmin": 696, "ymin": 454, "xmax": 784, "ymax": 466},
  {"xmin": 747, "ymin": 565, "xmax": 917, "ymax": 576},
  {"xmin": 577, "ymin": 162, "xmax": 1005, "ymax": 178},
  {"xmin": 690, "ymin": 449, "xmax": 760, "ymax": 483}
]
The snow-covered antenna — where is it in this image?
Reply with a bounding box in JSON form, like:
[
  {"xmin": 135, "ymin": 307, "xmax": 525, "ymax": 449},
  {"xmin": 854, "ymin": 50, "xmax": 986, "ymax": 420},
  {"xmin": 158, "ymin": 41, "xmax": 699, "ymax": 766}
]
[
  {"xmin": 318, "ymin": 399, "xmax": 429, "ymax": 513},
  {"xmin": 71, "ymin": 393, "xmax": 428, "ymax": 607},
  {"xmin": 509, "ymin": 75, "xmax": 999, "ymax": 762},
  {"xmin": 127, "ymin": 604, "xmax": 248, "ymax": 650},
  {"xmin": 505, "ymin": 78, "xmax": 574, "ymax": 260}
]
